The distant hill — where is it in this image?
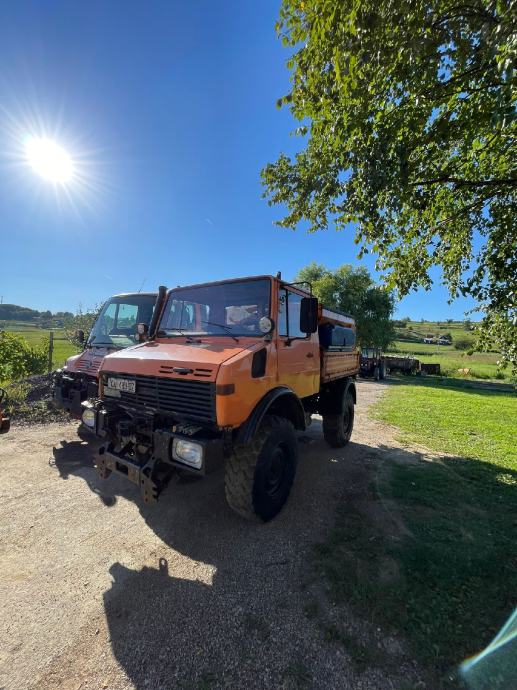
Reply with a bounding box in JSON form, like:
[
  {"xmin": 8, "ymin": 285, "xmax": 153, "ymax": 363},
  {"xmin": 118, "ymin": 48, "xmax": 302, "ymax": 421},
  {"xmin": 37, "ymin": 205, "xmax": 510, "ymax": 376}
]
[
  {"xmin": 0, "ymin": 304, "xmax": 73, "ymax": 323},
  {"xmin": 0, "ymin": 304, "xmax": 42, "ymax": 321}
]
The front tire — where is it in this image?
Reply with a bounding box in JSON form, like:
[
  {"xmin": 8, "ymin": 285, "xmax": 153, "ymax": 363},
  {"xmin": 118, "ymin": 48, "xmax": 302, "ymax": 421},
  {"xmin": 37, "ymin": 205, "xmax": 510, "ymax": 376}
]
[
  {"xmin": 225, "ymin": 415, "xmax": 298, "ymax": 522},
  {"xmin": 322, "ymin": 391, "xmax": 355, "ymax": 448}
]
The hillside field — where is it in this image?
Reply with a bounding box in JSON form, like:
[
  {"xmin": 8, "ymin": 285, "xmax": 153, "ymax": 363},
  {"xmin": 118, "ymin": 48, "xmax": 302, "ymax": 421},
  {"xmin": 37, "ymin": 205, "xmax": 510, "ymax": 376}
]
[{"xmin": 388, "ymin": 319, "xmax": 512, "ymax": 383}]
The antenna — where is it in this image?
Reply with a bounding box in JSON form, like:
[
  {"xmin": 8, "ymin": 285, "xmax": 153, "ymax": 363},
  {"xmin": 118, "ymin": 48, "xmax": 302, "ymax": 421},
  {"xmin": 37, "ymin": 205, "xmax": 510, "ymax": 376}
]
[{"xmin": 137, "ymin": 278, "xmax": 146, "ymax": 293}]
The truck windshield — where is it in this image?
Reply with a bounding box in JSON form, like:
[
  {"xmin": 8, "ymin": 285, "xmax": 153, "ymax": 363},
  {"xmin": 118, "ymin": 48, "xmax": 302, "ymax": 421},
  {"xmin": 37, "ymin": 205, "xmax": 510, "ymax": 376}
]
[
  {"xmin": 88, "ymin": 294, "xmax": 156, "ymax": 348},
  {"xmin": 159, "ymin": 279, "xmax": 271, "ymax": 338}
]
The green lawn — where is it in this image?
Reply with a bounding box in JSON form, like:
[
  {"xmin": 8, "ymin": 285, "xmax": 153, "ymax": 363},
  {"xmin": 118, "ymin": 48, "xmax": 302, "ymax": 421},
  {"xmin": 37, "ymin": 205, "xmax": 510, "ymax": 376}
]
[
  {"xmin": 315, "ymin": 379, "xmax": 517, "ymax": 688},
  {"xmin": 376, "ymin": 378, "xmax": 516, "ymax": 466}
]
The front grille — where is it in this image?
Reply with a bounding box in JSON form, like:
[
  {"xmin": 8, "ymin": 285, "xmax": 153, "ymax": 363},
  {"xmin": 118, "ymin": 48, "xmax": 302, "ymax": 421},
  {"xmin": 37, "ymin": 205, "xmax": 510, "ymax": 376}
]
[
  {"xmin": 104, "ymin": 373, "xmax": 216, "ymax": 424},
  {"xmin": 76, "ymin": 357, "xmax": 103, "ymax": 374}
]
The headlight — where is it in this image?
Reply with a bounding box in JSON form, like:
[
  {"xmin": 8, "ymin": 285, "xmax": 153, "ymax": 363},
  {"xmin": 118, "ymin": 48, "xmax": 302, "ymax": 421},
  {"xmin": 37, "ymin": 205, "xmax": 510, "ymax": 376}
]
[
  {"xmin": 172, "ymin": 438, "xmax": 203, "ymax": 469},
  {"xmin": 82, "ymin": 408, "xmax": 96, "ymax": 428}
]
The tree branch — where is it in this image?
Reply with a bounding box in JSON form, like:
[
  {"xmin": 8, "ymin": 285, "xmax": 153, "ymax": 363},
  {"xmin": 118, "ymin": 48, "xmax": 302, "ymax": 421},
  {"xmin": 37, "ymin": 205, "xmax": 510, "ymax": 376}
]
[{"xmin": 410, "ymin": 177, "xmax": 517, "ymax": 188}]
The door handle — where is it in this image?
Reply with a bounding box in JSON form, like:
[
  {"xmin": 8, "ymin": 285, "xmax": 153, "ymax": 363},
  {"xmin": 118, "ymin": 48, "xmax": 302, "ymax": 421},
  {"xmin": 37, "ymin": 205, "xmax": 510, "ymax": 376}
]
[{"xmin": 306, "ymin": 352, "xmax": 314, "ymax": 358}]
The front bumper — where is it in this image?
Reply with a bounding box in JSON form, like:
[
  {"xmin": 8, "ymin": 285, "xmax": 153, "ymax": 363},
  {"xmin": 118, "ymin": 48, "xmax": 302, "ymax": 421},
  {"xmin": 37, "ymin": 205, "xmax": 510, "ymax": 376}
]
[
  {"xmin": 88, "ymin": 403, "xmax": 224, "ymax": 503},
  {"xmin": 53, "ymin": 370, "xmax": 98, "ymax": 417}
]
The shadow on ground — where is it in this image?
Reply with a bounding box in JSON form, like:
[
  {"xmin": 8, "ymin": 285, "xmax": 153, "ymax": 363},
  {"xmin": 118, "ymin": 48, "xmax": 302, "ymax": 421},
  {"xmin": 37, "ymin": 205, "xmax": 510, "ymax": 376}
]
[
  {"xmin": 50, "ymin": 421, "xmax": 517, "ymax": 689},
  {"xmin": 316, "ymin": 444, "xmax": 517, "ymax": 690},
  {"xmin": 49, "ymin": 418, "xmax": 424, "ymax": 689},
  {"xmin": 387, "ymin": 373, "xmax": 515, "ymax": 396}
]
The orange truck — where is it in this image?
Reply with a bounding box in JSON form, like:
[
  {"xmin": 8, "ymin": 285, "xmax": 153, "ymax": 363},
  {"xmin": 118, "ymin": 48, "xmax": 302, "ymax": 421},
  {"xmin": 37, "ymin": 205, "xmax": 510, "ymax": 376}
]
[
  {"xmin": 83, "ymin": 275, "xmax": 359, "ymax": 521},
  {"xmin": 53, "ymin": 289, "xmax": 166, "ymax": 418}
]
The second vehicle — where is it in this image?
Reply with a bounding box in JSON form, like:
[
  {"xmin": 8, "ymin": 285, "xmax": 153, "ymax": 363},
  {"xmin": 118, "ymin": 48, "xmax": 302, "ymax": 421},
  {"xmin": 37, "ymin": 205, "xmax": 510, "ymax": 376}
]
[{"xmin": 53, "ymin": 288, "xmax": 166, "ymax": 418}]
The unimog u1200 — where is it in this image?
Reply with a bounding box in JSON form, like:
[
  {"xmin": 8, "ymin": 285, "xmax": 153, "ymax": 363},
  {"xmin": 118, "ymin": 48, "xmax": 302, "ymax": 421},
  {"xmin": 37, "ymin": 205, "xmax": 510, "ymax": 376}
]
[
  {"xmin": 53, "ymin": 288, "xmax": 166, "ymax": 418},
  {"xmin": 84, "ymin": 275, "xmax": 360, "ymax": 521}
]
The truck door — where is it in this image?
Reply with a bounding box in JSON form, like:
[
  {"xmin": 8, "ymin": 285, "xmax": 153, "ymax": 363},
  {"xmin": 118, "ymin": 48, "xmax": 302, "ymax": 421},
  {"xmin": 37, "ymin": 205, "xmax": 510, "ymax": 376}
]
[{"xmin": 276, "ymin": 287, "xmax": 320, "ymax": 398}]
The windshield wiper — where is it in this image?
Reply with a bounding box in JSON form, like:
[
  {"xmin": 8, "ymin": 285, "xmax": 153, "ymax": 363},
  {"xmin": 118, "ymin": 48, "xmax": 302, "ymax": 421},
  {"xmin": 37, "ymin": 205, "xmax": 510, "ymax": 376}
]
[
  {"xmin": 156, "ymin": 329, "xmax": 200, "ymax": 342},
  {"xmin": 201, "ymin": 320, "xmax": 239, "ymax": 343}
]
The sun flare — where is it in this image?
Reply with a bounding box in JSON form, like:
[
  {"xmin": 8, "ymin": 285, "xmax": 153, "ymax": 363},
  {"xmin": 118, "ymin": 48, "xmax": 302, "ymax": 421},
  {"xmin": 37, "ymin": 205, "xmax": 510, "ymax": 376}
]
[{"xmin": 24, "ymin": 135, "xmax": 74, "ymax": 184}]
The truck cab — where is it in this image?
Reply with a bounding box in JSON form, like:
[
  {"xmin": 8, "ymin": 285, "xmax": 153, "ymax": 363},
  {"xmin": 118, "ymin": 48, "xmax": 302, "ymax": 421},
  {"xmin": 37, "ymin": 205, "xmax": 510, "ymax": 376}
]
[
  {"xmin": 53, "ymin": 290, "xmax": 165, "ymax": 418},
  {"xmin": 85, "ymin": 276, "xmax": 359, "ymax": 520}
]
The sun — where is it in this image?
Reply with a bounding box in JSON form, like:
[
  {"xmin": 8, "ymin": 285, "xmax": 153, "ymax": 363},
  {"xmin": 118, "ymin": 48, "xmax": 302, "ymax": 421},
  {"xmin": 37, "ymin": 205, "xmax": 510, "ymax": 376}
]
[{"xmin": 24, "ymin": 135, "xmax": 75, "ymax": 184}]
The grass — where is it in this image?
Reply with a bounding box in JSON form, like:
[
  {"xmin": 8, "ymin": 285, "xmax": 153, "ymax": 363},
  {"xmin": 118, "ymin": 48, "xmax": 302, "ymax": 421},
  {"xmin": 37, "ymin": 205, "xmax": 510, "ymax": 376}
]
[
  {"xmin": 316, "ymin": 379, "xmax": 517, "ymax": 688},
  {"xmin": 1, "ymin": 324, "xmax": 77, "ymax": 370},
  {"xmin": 375, "ymin": 377, "xmax": 516, "ymax": 466}
]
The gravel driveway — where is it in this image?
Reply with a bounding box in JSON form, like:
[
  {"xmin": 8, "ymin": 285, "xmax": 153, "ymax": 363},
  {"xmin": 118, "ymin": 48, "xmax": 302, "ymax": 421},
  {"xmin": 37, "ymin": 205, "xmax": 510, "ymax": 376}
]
[{"xmin": 0, "ymin": 380, "xmax": 418, "ymax": 690}]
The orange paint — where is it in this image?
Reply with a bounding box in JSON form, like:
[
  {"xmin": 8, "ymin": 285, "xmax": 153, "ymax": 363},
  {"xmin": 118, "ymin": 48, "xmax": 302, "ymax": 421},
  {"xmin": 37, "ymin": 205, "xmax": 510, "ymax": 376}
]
[{"xmin": 99, "ymin": 276, "xmax": 359, "ymax": 428}]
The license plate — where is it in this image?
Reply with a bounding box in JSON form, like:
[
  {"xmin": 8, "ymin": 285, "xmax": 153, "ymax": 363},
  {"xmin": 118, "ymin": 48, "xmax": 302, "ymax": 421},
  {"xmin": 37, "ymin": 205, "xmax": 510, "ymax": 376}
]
[{"xmin": 107, "ymin": 377, "xmax": 136, "ymax": 393}]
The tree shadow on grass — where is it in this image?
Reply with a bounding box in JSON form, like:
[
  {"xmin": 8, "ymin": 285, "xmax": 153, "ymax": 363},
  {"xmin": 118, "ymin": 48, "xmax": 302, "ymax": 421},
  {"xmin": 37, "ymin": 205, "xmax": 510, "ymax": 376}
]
[
  {"xmin": 317, "ymin": 444, "xmax": 517, "ymax": 689},
  {"xmin": 386, "ymin": 373, "xmax": 515, "ymax": 397},
  {"xmin": 48, "ymin": 423, "xmax": 516, "ymax": 689}
]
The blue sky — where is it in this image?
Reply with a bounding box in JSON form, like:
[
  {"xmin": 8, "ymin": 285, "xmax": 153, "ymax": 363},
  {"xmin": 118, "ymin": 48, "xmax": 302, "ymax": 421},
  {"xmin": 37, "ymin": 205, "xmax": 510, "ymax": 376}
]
[{"xmin": 0, "ymin": 1, "xmax": 477, "ymax": 320}]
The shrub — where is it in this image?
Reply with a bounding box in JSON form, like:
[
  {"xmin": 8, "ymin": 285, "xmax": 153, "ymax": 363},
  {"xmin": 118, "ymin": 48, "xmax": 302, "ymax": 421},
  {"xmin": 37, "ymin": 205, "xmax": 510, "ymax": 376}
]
[
  {"xmin": 454, "ymin": 337, "xmax": 472, "ymax": 351},
  {"xmin": 64, "ymin": 307, "xmax": 102, "ymax": 349},
  {"xmin": 0, "ymin": 331, "xmax": 48, "ymax": 382}
]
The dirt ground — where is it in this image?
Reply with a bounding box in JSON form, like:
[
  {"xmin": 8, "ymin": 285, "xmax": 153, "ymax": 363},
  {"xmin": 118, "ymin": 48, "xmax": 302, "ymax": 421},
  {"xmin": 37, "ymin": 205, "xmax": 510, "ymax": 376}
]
[{"xmin": 0, "ymin": 380, "xmax": 423, "ymax": 690}]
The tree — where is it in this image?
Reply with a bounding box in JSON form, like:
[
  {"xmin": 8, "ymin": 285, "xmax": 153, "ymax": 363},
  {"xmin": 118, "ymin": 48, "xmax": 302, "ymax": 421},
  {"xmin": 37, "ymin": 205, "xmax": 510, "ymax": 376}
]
[
  {"xmin": 262, "ymin": 0, "xmax": 517, "ymax": 368},
  {"xmin": 64, "ymin": 305, "xmax": 102, "ymax": 350},
  {"xmin": 295, "ymin": 263, "xmax": 396, "ymax": 348}
]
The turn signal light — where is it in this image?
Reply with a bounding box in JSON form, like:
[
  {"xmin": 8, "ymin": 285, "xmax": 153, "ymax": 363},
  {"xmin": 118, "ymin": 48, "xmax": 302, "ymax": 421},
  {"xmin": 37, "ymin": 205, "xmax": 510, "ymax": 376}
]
[{"xmin": 216, "ymin": 383, "xmax": 235, "ymax": 396}]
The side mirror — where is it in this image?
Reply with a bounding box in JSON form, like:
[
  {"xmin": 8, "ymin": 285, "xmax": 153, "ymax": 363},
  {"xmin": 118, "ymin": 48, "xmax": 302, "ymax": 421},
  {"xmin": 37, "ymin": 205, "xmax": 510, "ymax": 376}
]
[
  {"xmin": 75, "ymin": 329, "xmax": 85, "ymax": 344},
  {"xmin": 300, "ymin": 297, "xmax": 318, "ymax": 334},
  {"xmin": 137, "ymin": 322, "xmax": 149, "ymax": 342}
]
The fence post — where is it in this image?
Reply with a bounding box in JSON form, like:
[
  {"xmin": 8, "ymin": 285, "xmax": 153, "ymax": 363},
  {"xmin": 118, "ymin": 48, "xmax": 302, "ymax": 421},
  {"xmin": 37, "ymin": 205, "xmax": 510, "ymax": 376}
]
[{"xmin": 48, "ymin": 331, "xmax": 54, "ymax": 374}]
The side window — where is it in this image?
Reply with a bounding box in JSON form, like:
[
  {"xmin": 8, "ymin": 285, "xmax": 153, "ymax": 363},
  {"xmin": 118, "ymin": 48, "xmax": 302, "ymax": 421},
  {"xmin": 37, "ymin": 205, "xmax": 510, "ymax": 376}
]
[{"xmin": 278, "ymin": 290, "xmax": 305, "ymax": 338}]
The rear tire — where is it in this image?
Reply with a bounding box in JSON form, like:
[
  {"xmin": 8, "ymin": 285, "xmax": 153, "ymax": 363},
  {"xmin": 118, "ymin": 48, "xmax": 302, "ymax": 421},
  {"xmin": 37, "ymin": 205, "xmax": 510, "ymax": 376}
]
[
  {"xmin": 322, "ymin": 391, "xmax": 355, "ymax": 448},
  {"xmin": 225, "ymin": 415, "xmax": 298, "ymax": 522}
]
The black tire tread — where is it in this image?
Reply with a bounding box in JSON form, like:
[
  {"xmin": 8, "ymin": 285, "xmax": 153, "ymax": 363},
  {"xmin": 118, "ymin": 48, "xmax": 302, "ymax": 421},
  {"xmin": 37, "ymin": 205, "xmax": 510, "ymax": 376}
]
[
  {"xmin": 322, "ymin": 392, "xmax": 354, "ymax": 448},
  {"xmin": 225, "ymin": 415, "xmax": 295, "ymax": 521}
]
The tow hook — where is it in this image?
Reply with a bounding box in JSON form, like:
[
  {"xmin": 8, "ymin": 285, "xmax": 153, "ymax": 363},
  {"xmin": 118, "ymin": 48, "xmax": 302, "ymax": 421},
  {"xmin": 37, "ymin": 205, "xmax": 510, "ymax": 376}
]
[
  {"xmin": 95, "ymin": 446, "xmax": 169, "ymax": 504},
  {"xmin": 140, "ymin": 462, "xmax": 161, "ymax": 504},
  {"xmin": 96, "ymin": 447, "xmax": 112, "ymax": 480}
]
